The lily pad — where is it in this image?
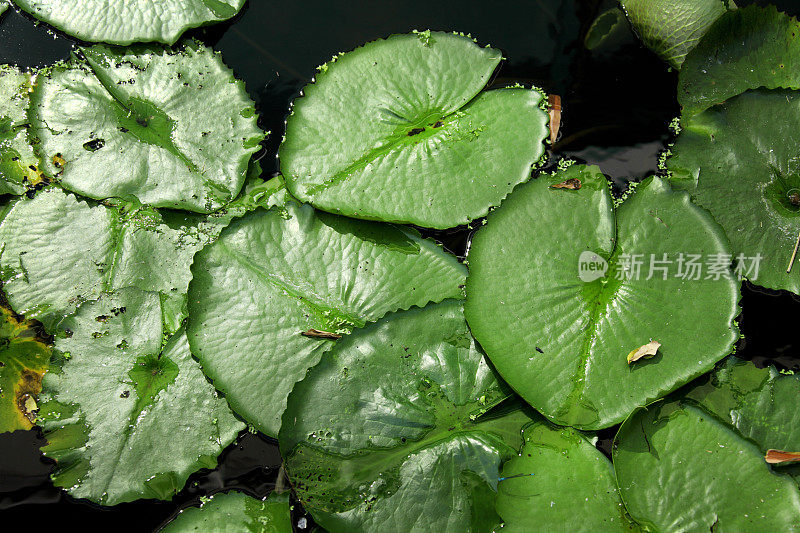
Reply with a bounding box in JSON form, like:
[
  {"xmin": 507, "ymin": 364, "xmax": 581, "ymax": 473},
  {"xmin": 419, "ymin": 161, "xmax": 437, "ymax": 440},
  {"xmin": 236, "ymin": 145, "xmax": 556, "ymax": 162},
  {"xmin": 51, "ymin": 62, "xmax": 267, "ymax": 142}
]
[
  {"xmin": 0, "ymin": 66, "xmax": 44, "ymax": 195},
  {"xmin": 162, "ymin": 491, "xmax": 292, "ymax": 533},
  {"xmin": 679, "ymin": 5, "xmax": 800, "ymax": 117},
  {"xmin": 187, "ymin": 201, "xmax": 467, "ymax": 436},
  {"xmin": 685, "ymin": 357, "xmax": 800, "ymax": 479},
  {"xmin": 465, "ymin": 165, "xmax": 740, "ymax": 429},
  {"xmin": 29, "ymin": 42, "xmax": 264, "ymax": 213},
  {"xmin": 38, "ymin": 288, "xmax": 244, "ymax": 505},
  {"xmin": 279, "ymin": 31, "xmax": 549, "ymax": 229},
  {"xmin": 0, "ymin": 301, "xmax": 50, "ymax": 432},
  {"xmin": 668, "ymin": 89, "xmax": 800, "ymax": 294},
  {"xmin": 620, "ymin": 0, "xmax": 730, "ymax": 68},
  {"xmin": 280, "ymin": 299, "xmax": 533, "ymax": 533},
  {"xmin": 12, "ymin": 0, "xmax": 246, "ymax": 45},
  {"xmin": 495, "ymin": 421, "xmax": 633, "ymax": 532},
  {"xmin": 0, "ymin": 187, "xmax": 225, "ymax": 332},
  {"xmin": 614, "ymin": 400, "xmax": 800, "ymax": 531}
]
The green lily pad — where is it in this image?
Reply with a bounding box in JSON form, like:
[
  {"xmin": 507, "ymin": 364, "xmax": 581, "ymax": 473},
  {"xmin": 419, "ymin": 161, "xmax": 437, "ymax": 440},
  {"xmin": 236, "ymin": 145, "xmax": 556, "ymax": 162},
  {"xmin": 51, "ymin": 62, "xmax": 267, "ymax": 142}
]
[
  {"xmin": 187, "ymin": 201, "xmax": 467, "ymax": 437},
  {"xmin": 38, "ymin": 288, "xmax": 244, "ymax": 505},
  {"xmin": 465, "ymin": 165, "xmax": 740, "ymax": 429},
  {"xmin": 280, "ymin": 299, "xmax": 533, "ymax": 533},
  {"xmin": 0, "ymin": 301, "xmax": 50, "ymax": 432},
  {"xmin": 614, "ymin": 400, "xmax": 800, "ymax": 531},
  {"xmin": 620, "ymin": 0, "xmax": 730, "ymax": 68},
  {"xmin": 685, "ymin": 357, "xmax": 800, "ymax": 480},
  {"xmin": 495, "ymin": 421, "xmax": 633, "ymax": 532},
  {"xmin": 162, "ymin": 491, "xmax": 292, "ymax": 533},
  {"xmin": 679, "ymin": 5, "xmax": 800, "ymax": 117},
  {"xmin": 12, "ymin": 0, "xmax": 246, "ymax": 45},
  {"xmin": 0, "ymin": 66, "xmax": 45, "ymax": 195},
  {"xmin": 279, "ymin": 31, "xmax": 549, "ymax": 229},
  {"xmin": 668, "ymin": 89, "xmax": 800, "ymax": 294},
  {"xmin": 0, "ymin": 187, "xmax": 222, "ymax": 332},
  {"xmin": 0, "ymin": 3, "xmax": 7, "ymax": 16},
  {"xmin": 29, "ymin": 42, "xmax": 263, "ymax": 213}
]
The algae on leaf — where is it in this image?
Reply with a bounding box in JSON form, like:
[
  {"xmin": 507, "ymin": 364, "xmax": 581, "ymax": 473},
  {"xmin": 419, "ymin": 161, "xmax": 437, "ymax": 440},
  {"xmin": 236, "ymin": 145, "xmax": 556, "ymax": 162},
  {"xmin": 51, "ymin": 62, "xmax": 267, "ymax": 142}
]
[
  {"xmin": 0, "ymin": 66, "xmax": 44, "ymax": 195},
  {"xmin": 188, "ymin": 201, "xmax": 467, "ymax": 437},
  {"xmin": 496, "ymin": 422, "xmax": 634, "ymax": 532},
  {"xmin": 29, "ymin": 42, "xmax": 264, "ymax": 213},
  {"xmin": 12, "ymin": 0, "xmax": 246, "ymax": 45},
  {"xmin": 280, "ymin": 31, "xmax": 549, "ymax": 229},
  {"xmin": 614, "ymin": 401, "xmax": 800, "ymax": 531},
  {"xmin": 162, "ymin": 491, "xmax": 292, "ymax": 533},
  {"xmin": 621, "ymin": 0, "xmax": 730, "ymax": 68},
  {"xmin": 465, "ymin": 165, "xmax": 739, "ymax": 430},
  {"xmin": 38, "ymin": 288, "xmax": 243, "ymax": 506},
  {"xmin": 0, "ymin": 301, "xmax": 50, "ymax": 433},
  {"xmin": 280, "ymin": 300, "xmax": 532, "ymax": 533},
  {"xmin": 668, "ymin": 89, "xmax": 800, "ymax": 295},
  {"xmin": 679, "ymin": 5, "xmax": 800, "ymax": 117}
]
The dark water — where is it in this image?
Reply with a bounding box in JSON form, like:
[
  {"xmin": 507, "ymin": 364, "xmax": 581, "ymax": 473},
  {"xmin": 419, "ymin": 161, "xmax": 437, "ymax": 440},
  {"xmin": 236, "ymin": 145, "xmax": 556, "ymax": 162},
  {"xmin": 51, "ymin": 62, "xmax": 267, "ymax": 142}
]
[{"xmin": 1, "ymin": 0, "xmax": 799, "ymax": 530}]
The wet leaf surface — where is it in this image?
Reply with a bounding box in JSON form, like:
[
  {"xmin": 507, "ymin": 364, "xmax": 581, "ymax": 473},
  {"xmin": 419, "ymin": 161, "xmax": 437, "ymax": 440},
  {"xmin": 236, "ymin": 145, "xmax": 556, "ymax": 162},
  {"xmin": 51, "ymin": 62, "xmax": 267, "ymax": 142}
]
[
  {"xmin": 0, "ymin": 65, "xmax": 43, "ymax": 195},
  {"xmin": 187, "ymin": 201, "xmax": 467, "ymax": 437},
  {"xmin": 161, "ymin": 491, "xmax": 292, "ymax": 532},
  {"xmin": 280, "ymin": 300, "xmax": 532, "ymax": 533},
  {"xmin": 12, "ymin": 0, "xmax": 246, "ymax": 45},
  {"xmin": 279, "ymin": 31, "xmax": 549, "ymax": 229},
  {"xmin": 466, "ymin": 164, "xmax": 740, "ymax": 429},
  {"xmin": 29, "ymin": 42, "xmax": 263, "ymax": 213},
  {"xmin": 38, "ymin": 288, "xmax": 244, "ymax": 506}
]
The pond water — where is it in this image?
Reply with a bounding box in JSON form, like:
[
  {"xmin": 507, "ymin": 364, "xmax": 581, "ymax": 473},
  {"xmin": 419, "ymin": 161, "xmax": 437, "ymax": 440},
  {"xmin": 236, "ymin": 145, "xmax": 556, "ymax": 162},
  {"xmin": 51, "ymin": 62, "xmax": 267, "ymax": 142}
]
[{"xmin": 1, "ymin": 0, "xmax": 799, "ymax": 530}]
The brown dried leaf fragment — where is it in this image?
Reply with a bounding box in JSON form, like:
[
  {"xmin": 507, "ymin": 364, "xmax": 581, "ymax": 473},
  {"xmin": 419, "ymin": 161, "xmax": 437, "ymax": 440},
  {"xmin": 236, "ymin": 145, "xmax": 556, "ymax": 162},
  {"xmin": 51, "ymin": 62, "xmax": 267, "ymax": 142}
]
[
  {"xmin": 627, "ymin": 340, "xmax": 661, "ymax": 364},
  {"xmin": 765, "ymin": 449, "xmax": 800, "ymax": 464},
  {"xmin": 301, "ymin": 329, "xmax": 342, "ymax": 340},
  {"xmin": 550, "ymin": 178, "xmax": 582, "ymax": 190},
  {"xmin": 548, "ymin": 94, "xmax": 562, "ymax": 144}
]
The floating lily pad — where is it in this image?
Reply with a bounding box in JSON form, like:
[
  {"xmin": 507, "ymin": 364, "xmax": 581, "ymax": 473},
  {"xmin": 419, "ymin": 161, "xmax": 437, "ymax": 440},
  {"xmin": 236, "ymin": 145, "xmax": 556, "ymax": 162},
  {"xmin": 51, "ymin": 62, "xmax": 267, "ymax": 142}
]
[
  {"xmin": 0, "ymin": 188, "xmax": 219, "ymax": 331},
  {"xmin": 465, "ymin": 165, "xmax": 739, "ymax": 429},
  {"xmin": 12, "ymin": 0, "xmax": 246, "ymax": 45},
  {"xmin": 280, "ymin": 300, "xmax": 533, "ymax": 533},
  {"xmin": 188, "ymin": 201, "xmax": 467, "ymax": 436},
  {"xmin": 0, "ymin": 66, "xmax": 44, "ymax": 195},
  {"xmin": 686, "ymin": 357, "xmax": 800, "ymax": 480},
  {"xmin": 279, "ymin": 31, "xmax": 549, "ymax": 229},
  {"xmin": 38, "ymin": 288, "xmax": 243, "ymax": 505},
  {"xmin": 620, "ymin": 0, "xmax": 730, "ymax": 68},
  {"xmin": 495, "ymin": 421, "xmax": 633, "ymax": 531},
  {"xmin": 668, "ymin": 89, "xmax": 800, "ymax": 294},
  {"xmin": 29, "ymin": 42, "xmax": 263, "ymax": 213},
  {"xmin": 0, "ymin": 4, "xmax": 6, "ymax": 16},
  {"xmin": 679, "ymin": 5, "xmax": 800, "ymax": 116},
  {"xmin": 0, "ymin": 301, "xmax": 50, "ymax": 432},
  {"xmin": 614, "ymin": 400, "xmax": 800, "ymax": 531},
  {"xmin": 162, "ymin": 491, "xmax": 292, "ymax": 533}
]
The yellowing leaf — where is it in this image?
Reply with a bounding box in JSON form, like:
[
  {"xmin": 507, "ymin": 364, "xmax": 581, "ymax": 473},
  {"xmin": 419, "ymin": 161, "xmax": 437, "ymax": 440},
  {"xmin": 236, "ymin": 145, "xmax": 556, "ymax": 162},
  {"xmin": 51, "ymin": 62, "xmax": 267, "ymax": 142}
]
[{"xmin": 765, "ymin": 449, "xmax": 800, "ymax": 465}]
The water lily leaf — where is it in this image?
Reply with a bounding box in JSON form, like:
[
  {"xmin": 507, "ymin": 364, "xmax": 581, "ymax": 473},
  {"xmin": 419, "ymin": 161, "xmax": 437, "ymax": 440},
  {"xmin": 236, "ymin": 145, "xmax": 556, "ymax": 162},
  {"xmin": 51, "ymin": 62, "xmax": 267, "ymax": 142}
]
[
  {"xmin": 0, "ymin": 65, "xmax": 45, "ymax": 195},
  {"xmin": 279, "ymin": 31, "xmax": 549, "ymax": 229},
  {"xmin": 685, "ymin": 357, "xmax": 800, "ymax": 480},
  {"xmin": 0, "ymin": 301, "xmax": 50, "ymax": 432},
  {"xmin": 465, "ymin": 165, "xmax": 739, "ymax": 429},
  {"xmin": 29, "ymin": 42, "xmax": 264, "ymax": 213},
  {"xmin": 620, "ymin": 0, "xmax": 730, "ymax": 69},
  {"xmin": 188, "ymin": 201, "xmax": 467, "ymax": 437},
  {"xmin": 614, "ymin": 400, "xmax": 800, "ymax": 531},
  {"xmin": 679, "ymin": 5, "xmax": 800, "ymax": 117},
  {"xmin": 668, "ymin": 89, "xmax": 800, "ymax": 294},
  {"xmin": 495, "ymin": 421, "xmax": 633, "ymax": 532},
  {"xmin": 0, "ymin": 3, "xmax": 6, "ymax": 16},
  {"xmin": 0, "ymin": 187, "xmax": 226, "ymax": 331},
  {"xmin": 162, "ymin": 491, "xmax": 292, "ymax": 533},
  {"xmin": 38, "ymin": 288, "xmax": 244, "ymax": 506},
  {"xmin": 12, "ymin": 0, "xmax": 246, "ymax": 45},
  {"xmin": 280, "ymin": 300, "xmax": 533, "ymax": 533}
]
